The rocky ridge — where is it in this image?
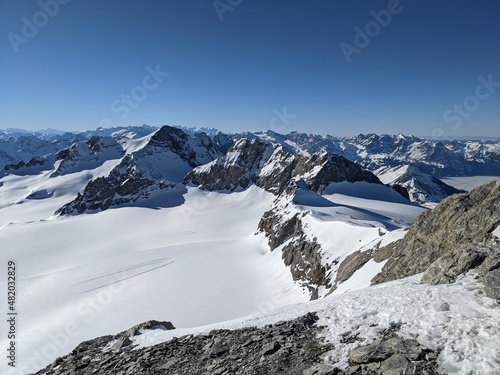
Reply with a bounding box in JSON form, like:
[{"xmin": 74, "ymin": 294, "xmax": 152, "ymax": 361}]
[
  {"xmin": 375, "ymin": 164, "xmax": 464, "ymax": 205},
  {"xmin": 185, "ymin": 139, "xmax": 387, "ymax": 300},
  {"xmin": 34, "ymin": 313, "xmax": 335, "ymax": 375},
  {"xmin": 33, "ymin": 313, "xmax": 441, "ymax": 375},
  {"xmin": 56, "ymin": 126, "xmax": 231, "ymax": 214},
  {"xmin": 334, "ymin": 179, "xmax": 500, "ymax": 303},
  {"xmin": 184, "ymin": 138, "xmax": 381, "ymax": 195},
  {"xmin": 255, "ymin": 131, "xmax": 500, "ymax": 203}
]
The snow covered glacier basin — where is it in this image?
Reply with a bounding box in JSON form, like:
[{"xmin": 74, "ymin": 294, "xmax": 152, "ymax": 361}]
[{"xmin": 0, "ymin": 170, "xmax": 498, "ymax": 374}]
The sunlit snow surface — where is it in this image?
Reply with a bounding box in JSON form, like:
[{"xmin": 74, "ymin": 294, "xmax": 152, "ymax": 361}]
[
  {"xmin": 0, "ymin": 164, "xmax": 499, "ymax": 374},
  {"xmin": 132, "ymin": 273, "xmax": 500, "ymax": 375}
]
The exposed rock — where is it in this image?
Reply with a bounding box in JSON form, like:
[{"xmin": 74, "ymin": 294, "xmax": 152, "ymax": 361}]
[
  {"xmin": 125, "ymin": 320, "xmax": 176, "ymax": 337},
  {"xmin": 301, "ymin": 153, "xmax": 380, "ymax": 194},
  {"xmin": 257, "ymin": 180, "xmax": 332, "ymax": 299},
  {"xmin": 56, "ymin": 126, "xmax": 227, "ymax": 215},
  {"xmin": 344, "ymin": 330, "xmax": 439, "ymax": 375},
  {"xmin": 282, "ymin": 235, "xmax": 329, "ymax": 300},
  {"xmin": 478, "ymin": 250, "xmax": 500, "ymax": 303},
  {"xmin": 33, "ymin": 313, "xmax": 336, "ymax": 375},
  {"xmin": 335, "ymin": 250, "xmax": 372, "ymax": 284},
  {"xmin": 371, "ymin": 179, "xmax": 500, "ymax": 286},
  {"xmin": 110, "ymin": 336, "xmax": 131, "ymax": 350},
  {"xmin": 420, "ymin": 244, "xmax": 490, "ymax": 285},
  {"xmin": 185, "ymin": 138, "xmax": 383, "ymax": 196}
]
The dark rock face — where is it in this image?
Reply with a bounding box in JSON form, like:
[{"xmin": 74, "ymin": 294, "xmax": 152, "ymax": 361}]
[
  {"xmin": 185, "ymin": 138, "xmax": 384, "ymax": 196},
  {"xmin": 282, "ymin": 233, "xmax": 330, "ymax": 300},
  {"xmin": 56, "ymin": 126, "xmax": 228, "ymax": 215},
  {"xmin": 300, "ymin": 153, "xmax": 380, "ymax": 194},
  {"xmin": 258, "ymin": 181, "xmax": 334, "ymax": 300},
  {"xmin": 148, "ymin": 126, "xmax": 224, "ymax": 168},
  {"xmin": 55, "ymin": 155, "xmax": 174, "ymax": 215},
  {"xmin": 371, "ymin": 179, "xmax": 500, "ymax": 285},
  {"xmin": 335, "ymin": 250, "xmax": 373, "ymax": 285},
  {"xmin": 33, "ymin": 313, "xmax": 336, "ymax": 375},
  {"xmin": 184, "ymin": 138, "xmax": 277, "ymax": 192}
]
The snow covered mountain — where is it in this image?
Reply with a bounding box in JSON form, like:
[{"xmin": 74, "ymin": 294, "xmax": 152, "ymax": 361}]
[
  {"xmin": 2, "ymin": 126, "xmax": 499, "ymax": 204},
  {"xmin": 0, "ymin": 125, "xmax": 499, "ymax": 374},
  {"xmin": 254, "ymin": 131, "xmax": 500, "ymax": 204}
]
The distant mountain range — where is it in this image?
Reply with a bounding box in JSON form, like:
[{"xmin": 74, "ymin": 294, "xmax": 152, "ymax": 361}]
[{"xmin": 1, "ymin": 125, "xmax": 499, "ymax": 206}]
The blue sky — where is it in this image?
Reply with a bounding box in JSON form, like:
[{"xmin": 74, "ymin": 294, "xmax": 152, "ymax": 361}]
[{"xmin": 1, "ymin": 0, "xmax": 499, "ymax": 137}]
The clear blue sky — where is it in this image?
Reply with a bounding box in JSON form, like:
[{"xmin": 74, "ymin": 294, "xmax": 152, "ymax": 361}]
[{"xmin": 1, "ymin": 0, "xmax": 499, "ymax": 137}]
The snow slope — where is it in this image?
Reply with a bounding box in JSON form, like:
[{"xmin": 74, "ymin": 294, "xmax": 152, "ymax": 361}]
[
  {"xmin": 0, "ymin": 179, "xmax": 308, "ymax": 374},
  {"xmin": 131, "ymin": 272, "xmax": 500, "ymax": 375}
]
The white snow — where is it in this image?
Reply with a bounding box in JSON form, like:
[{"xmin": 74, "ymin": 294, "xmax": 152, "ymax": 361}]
[
  {"xmin": 331, "ymin": 259, "xmax": 387, "ymax": 295},
  {"xmin": 131, "ymin": 272, "xmax": 500, "ymax": 375},
  {"xmin": 0, "ymin": 181, "xmax": 307, "ymax": 374}
]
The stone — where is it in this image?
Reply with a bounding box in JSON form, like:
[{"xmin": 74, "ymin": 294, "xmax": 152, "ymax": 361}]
[
  {"xmin": 210, "ymin": 341, "xmax": 230, "ymax": 358},
  {"xmin": 380, "ymin": 354, "xmax": 409, "ymax": 375},
  {"xmin": 302, "ymin": 363, "xmax": 336, "ymax": 375},
  {"xmin": 261, "ymin": 341, "xmax": 281, "ymax": 356},
  {"xmin": 372, "ymin": 180, "xmax": 500, "ymax": 286},
  {"xmin": 33, "ymin": 313, "xmax": 334, "ymax": 375},
  {"xmin": 335, "ymin": 250, "xmax": 372, "ymax": 284},
  {"xmin": 125, "ymin": 320, "xmax": 176, "ymax": 337},
  {"xmin": 110, "ymin": 336, "xmax": 131, "ymax": 351},
  {"xmin": 420, "ymin": 244, "xmax": 488, "ymax": 285}
]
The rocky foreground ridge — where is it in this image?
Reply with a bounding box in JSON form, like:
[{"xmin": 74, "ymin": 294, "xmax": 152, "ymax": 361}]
[{"xmin": 34, "ymin": 313, "xmax": 440, "ymax": 375}]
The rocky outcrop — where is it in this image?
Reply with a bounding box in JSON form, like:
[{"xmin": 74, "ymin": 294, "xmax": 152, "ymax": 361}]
[
  {"xmin": 335, "ymin": 250, "xmax": 373, "ymax": 285},
  {"xmin": 282, "ymin": 233, "xmax": 330, "ymax": 300},
  {"xmin": 297, "ymin": 153, "xmax": 380, "ymax": 194},
  {"xmin": 372, "ymin": 180, "xmax": 499, "ymax": 282},
  {"xmin": 185, "ymin": 138, "xmax": 384, "ymax": 195},
  {"xmin": 34, "ymin": 313, "xmax": 336, "ymax": 375},
  {"xmin": 56, "ymin": 126, "xmax": 228, "ymax": 215},
  {"xmin": 33, "ymin": 314, "xmax": 443, "ymax": 375},
  {"xmin": 55, "ymin": 155, "xmax": 179, "ymax": 214},
  {"xmin": 344, "ymin": 327, "xmax": 439, "ymax": 374},
  {"xmin": 368, "ymin": 179, "xmax": 500, "ymax": 302},
  {"xmin": 258, "ymin": 181, "xmax": 334, "ymax": 300},
  {"xmin": 375, "ymin": 164, "xmax": 464, "ymax": 205},
  {"xmin": 184, "ymin": 138, "xmax": 280, "ymax": 192}
]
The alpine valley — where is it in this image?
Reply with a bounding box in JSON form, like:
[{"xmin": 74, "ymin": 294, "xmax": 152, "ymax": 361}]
[{"xmin": 0, "ymin": 125, "xmax": 499, "ymax": 375}]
